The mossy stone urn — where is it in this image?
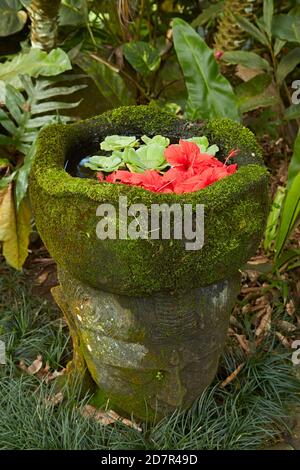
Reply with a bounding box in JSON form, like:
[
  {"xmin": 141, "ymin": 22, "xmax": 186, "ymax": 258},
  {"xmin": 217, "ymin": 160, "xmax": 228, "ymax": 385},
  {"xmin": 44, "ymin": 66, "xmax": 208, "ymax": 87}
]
[{"xmin": 30, "ymin": 105, "xmax": 269, "ymax": 421}]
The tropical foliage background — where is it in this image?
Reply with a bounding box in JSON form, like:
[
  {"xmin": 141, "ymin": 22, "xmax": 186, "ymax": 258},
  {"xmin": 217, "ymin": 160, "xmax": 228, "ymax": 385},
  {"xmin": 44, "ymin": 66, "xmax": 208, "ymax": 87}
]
[{"xmin": 0, "ymin": 0, "xmax": 299, "ymax": 450}]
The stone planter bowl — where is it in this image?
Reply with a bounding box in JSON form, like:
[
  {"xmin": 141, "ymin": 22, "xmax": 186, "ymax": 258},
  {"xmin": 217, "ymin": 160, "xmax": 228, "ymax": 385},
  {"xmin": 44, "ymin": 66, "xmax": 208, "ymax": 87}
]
[{"xmin": 30, "ymin": 105, "xmax": 269, "ymax": 420}]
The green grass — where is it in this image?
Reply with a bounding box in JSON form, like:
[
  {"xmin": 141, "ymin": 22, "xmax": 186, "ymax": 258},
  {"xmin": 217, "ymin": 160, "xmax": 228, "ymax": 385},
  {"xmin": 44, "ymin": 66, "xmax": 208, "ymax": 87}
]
[{"xmin": 0, "ymin": 263, "xmax": 299, "ymax": 450}]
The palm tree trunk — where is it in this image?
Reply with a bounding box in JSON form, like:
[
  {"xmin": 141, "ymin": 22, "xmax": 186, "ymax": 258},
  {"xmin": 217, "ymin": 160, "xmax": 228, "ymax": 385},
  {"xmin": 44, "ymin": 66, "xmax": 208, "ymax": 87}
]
[{"xmin": 27, "ymin": 0, "xmax": 61, "ymax": 51}]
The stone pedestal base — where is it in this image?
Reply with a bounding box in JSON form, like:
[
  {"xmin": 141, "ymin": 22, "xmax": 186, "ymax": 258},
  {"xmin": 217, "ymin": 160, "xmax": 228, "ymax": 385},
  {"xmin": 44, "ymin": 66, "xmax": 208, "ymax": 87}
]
[{"xmin": 52, "ymin": 268, "xmax": 240, "ymax": 421}]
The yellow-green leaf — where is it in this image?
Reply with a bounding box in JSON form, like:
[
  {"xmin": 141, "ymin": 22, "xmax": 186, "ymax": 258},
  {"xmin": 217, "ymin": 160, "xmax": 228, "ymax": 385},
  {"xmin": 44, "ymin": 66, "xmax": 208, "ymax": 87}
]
[{"xmin": 0, "ymin": 184, "xmax": 31, "ymax": 270}]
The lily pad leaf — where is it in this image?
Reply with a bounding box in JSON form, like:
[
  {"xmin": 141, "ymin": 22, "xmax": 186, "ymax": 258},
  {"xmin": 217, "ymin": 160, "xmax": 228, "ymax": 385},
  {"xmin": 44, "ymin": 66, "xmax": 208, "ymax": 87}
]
[
  {"xmin": 84, "ymin": 155, "xmax": 122, "ymax": 172},
  {"xmin": 186, "ymin": 136, "xmax": 219, "ymax": 155},
  {"xmin": 206, "ymin": 144, "xmax": 220, "ymax": 155},
  {"xmin": 126, "ymin": 144, "xmax": 169, "ymax": 173},
  {"xmin": 100, "ymin": 135, "xmax": 139, "ymax": 151},
  {"xmin": 186, "ymin": 136, "xmax": 209, "ymax": 149},
  {"xmin": 141, "ymin": 135, "xmax": 170, "ymax": 147}
]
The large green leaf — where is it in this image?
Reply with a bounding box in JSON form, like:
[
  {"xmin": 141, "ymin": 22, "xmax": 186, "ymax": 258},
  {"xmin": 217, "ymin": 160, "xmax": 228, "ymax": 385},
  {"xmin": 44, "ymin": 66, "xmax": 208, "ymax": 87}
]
[
  {"xmin": 287, "ymin": 129, "xmax": 300, "ymax": 191},
  {"xmin": 275, "ymin": 172, "xmax": 300, "ymax": 257},
  {"xmin": 263, "ymin": 0, "xmax": 274, "ymax": 40},
  {"xmin": 276, "ymin": 48, "xmax": 300, "ymax": 84},
  {"xmin": 264, "ymin": 186, "xmax": 285, "ymax": 251},
  {"xmin": 234, "ymin": 14, "xmax": 269, "ymax": 46},
  {"xmin": 0, "ymin": 49, "xmax": 72, "ymax": 88},
  {"xmin": 0, "ymin": 184, "xmax": 31, "ymax": 270},
  {"xmin": 284, "ymin": 104, "xmax": 300, "ymax": 121},
  {"xmin": 272, "ymin": 15, "xmax": 300, "ymax": 43},
  {"xmin": 15, "ymin": 142, "xmax": 35, "ymax": 209},
  {"xmin": 235, "ymin": 74, "xmax": 277, "ymax": 113},
  {"xmin": 172, "ymin": 18, "xmax": 239, "ymax": 121},
  {"xmin": 0, "ymin": 7, "xmax": 26, "ymax": 37},
  {"xmin": 59, "ymin": 0, "xmax": 87, "ymax": 26},
  {"xmin": 75, "ymin": 52, "xmax": 134, "ymax": 107},
  {"xmin": 191, "ymin": 1, "xmax": 224, "ymax": 27},
  {"xmin": 123, "ymin": 41, "xmax": 161, "ymax": 77},
  {"xmin": 274, "ymin": 38, "xmax": 286, "ymax": 56},
  {"xmin": 222, "ymin": 51, "xmax": 271, "ymax": 71}
]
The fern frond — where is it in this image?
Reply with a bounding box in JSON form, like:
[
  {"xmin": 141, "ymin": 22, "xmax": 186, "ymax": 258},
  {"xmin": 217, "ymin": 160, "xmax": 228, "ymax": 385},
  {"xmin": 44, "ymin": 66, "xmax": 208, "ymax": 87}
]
[
  {"xmin": 0, "ymin": 74, "xmax": 86, "ymax": 208},
  {"xmin": 0, "ymin": 74, "xmax": 86, "ymax": 154}
]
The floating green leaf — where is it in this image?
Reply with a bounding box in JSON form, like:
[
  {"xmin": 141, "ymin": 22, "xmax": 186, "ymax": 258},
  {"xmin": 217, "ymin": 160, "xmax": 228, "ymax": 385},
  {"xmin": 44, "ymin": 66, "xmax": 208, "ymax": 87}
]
[
  {"xmin": 186, "ymin": 136, "xmax": 219, "ymax": 155},
  {"xmin": 126, "ymin": 144, "xmax": 168, "ymax": 173},
  {"xmin": 84, "ymin": 155, "xmax": 122, "ymax": 172},
  {"xmin": 100, "ymin": 135, "xmax": 139, "ymax": 151},
  {"xmin": 141, "ymin": 135, "xmax": 170, "ymax": 147}
]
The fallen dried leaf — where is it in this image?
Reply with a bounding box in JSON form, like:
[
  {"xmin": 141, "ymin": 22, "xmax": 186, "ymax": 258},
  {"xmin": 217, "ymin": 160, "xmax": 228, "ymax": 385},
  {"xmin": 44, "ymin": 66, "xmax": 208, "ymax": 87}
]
[
  {"xmin": 244, "ymin": 270, "xmax": 260, "ymax": 283},
  {"xmin": 235, "ymin": 65, "xmax": 261, "ymax": 81},
  {"xmin": 286, "ymin": 300, "xmax": 295, "ymax": 317},
  {"xmin": 19, "ymin": 356, "xmax": 66, "ymax": 382},
  {"xmin": 221, "ymin": 363, "xmax": 245, "ymax": 388},
  {"xmin": 255, "ymin": 295, "xmax": 269, "ymax": 306},
  {"xmin": 234, "ymin": 334, "xmax": 250, "ymax": 355},
  {"xmin": 45, "ymin": 368, "xmax": 66, "ymax": 383},
  {"xmin": 248, "ymin": 255, "xmax": 270, "ymax": 265},
  {"xmin": 249, "ymin": 304, "xmax": 267, "ymax": 314},
  {"xmin": 45, "ymin": 392, "xmax": 64, "ymax": 406},
  {"xmin": 81, "ymin": 404, "xmax": 142, "ymax": 431},
  {"xmin": 36, "ymin": 270, "xmax": 49, "ymax": 285},
  {"xmin": 256, "ymin": 305, "xmax": 272, "ymax": 337},
  {"xmin": 27, "ymin": 355, "xmax": 43, "ymax": 375},
  {"xmin": 241, "ymin": 286, "xmax": 262, "ymax": 294},
  {"xmin": 276, "ymin": 320, "xmax": 297, "ymax": 334},
  {"xmin": 276, "ymin": 331, "xmax": 291, "ymax": 348}
]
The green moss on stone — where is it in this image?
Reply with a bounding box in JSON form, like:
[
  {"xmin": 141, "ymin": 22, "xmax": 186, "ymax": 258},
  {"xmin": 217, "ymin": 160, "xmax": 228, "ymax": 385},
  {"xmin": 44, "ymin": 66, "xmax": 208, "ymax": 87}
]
[{"xmin": 30, "ymin": 105, "xmax": 269, "ymax": 296}]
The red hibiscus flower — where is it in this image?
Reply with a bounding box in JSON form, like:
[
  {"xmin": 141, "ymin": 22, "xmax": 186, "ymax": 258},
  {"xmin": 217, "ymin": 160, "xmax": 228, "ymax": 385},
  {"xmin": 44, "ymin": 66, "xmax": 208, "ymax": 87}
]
[
  {"xmin": 165, "ymin": 140, "xmax": 205, "ymax": 174},
  {"xmin": 138, "ymin": 170, "xmax": 173, "ymax": 193},
  {"xmin": 106, "ymin": 170, "xmax": 136, "ymax": 184},
  {"xmin": 105, "ymin": 169, "xmax": 173, "ymax": 193},
  {"xmin": 98, "ymin": 139, "xmax": 238, "ymax": 194}
]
